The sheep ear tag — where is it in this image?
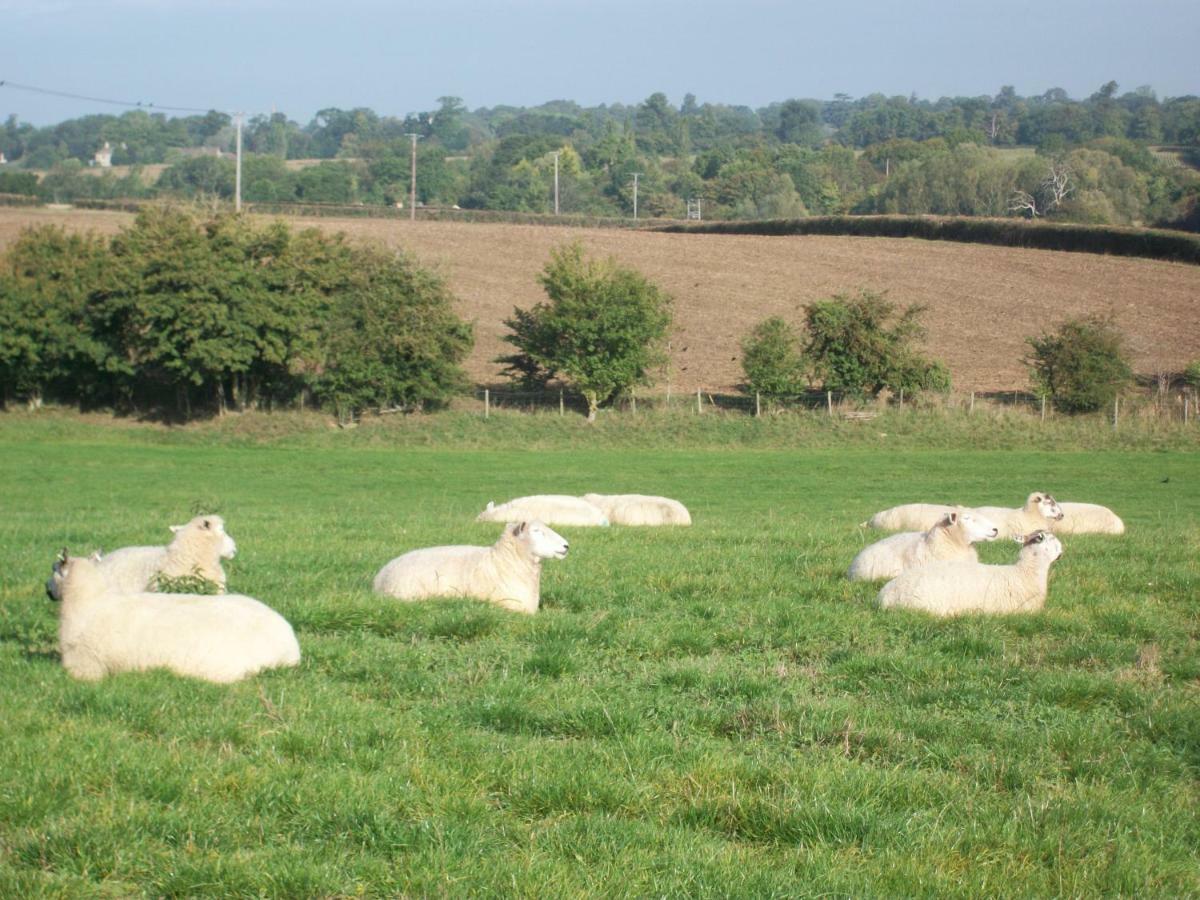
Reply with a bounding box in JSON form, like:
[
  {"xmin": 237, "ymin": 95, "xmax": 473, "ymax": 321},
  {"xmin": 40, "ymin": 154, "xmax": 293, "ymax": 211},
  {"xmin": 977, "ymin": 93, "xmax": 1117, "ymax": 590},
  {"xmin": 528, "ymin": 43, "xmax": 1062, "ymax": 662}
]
[{"xmin": 1011, "ymin": 534, "xmax": 1027, "ymax": 544}]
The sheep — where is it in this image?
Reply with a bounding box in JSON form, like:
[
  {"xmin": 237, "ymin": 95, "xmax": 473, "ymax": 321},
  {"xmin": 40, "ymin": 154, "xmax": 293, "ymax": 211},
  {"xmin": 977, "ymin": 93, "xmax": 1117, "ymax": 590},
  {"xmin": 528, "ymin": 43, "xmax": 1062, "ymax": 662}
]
[
  {"xmin": 877, "ymin": 530, "xmax": 1064, "ymax": 617},
  {"xmin": 864, "ymin": 492, "xmax": 1065, "ymax": 538},
  {"xmin": 373, "ymin": 520, "xmax": 568, "ymax": 614},
  {"xmin": 847, "ymin": 508, "xmax": 999, "ymax": 581},
  {"xmin": 1050, "ymin": 502, "xmax": 1125, "ymax": 535},
  {"xmin": 581, "ymin": 493, "xmax": 692, "ymax": 526},
  {"xmin": 49, "ymin": 550, "xmax": 300, "ymax": 683},
  {"xmin": 972, "ymin": 492, "xmax": 1065, "ymax": 539},
  {"xmin": 45, "ymin": 514, "xmax": 237, "ymax": 601},
  {"xmin": 476, "ymin": 495, "xmax": 609, "ymax": 527}
]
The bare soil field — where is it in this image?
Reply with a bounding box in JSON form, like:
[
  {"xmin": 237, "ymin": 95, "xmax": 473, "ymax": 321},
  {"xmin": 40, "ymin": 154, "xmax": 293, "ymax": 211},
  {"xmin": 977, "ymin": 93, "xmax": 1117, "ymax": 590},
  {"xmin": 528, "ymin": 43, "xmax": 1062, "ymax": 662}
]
[{"xmin": 2, "ymin": 206, "xmax": 1197, "ymax": 393}]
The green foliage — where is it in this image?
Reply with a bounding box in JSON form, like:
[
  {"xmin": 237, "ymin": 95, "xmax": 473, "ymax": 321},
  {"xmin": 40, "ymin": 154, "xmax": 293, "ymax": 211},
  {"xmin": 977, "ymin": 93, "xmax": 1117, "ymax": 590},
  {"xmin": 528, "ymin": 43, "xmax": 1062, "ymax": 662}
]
[
  {"xmin": 801, "ymin": 290, "xmax": 948, "ymax": 399},
  {"xmin": 1185, "ymin": 360, "xmax": 1200, "ymax": 389},
  {"xmin": 314, "ymin": 246, "xmax": 473, "ymax": 418},
  {"xmin": 1026, "ymin": 316, "xmax": 1132, "ymax": 414},
  {"xmin": 150, "ymin": 570, "xmax": 221, "ymax": 594},
  {"xmin": 740, "ymin": 316, "xmax": 806, "ymax": 398},
  {"xmin": 498, "ymin": 242, "xmax": 672, "ymax": 419},
  {"xmin": 0, "ymin": 171, "xmax": 38, "ymax": 195}
]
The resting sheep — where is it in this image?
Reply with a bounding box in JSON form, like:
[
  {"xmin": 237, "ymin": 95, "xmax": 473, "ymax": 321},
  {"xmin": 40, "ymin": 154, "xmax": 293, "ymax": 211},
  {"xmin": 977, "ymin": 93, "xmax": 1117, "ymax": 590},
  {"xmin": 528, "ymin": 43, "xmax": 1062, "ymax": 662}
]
[
  {"xmin": 878, "ymin": 530, "xmax": 1064, "ymax": 617},
  {"xmin": 46, "ymin": 514, "xmax": 237, "ymax": 601},
  {"xmin": 847, "ymin": 508, "xmax": 999, "ymax": 581},
  {"xmin": 477, "ymin": 495, "xmax": 609, "ymax": 527},
  {"xmin": 373, "ymin": 520, "xmax": 568, "ymax": 614},
  {"xmin": 49, "ymin": 550, "xmax": 300, "ymax": 683},
  {"xmin": 1050, "ymin": 502, "xmax": 1125, "ymax": 535},
  {"xmin": 581, "ymin": 493, "xmax": 692, "ymax": 526},
  {"xmin": 864, "ymin": 492, "xmax": 1064, "ymax": 538}
]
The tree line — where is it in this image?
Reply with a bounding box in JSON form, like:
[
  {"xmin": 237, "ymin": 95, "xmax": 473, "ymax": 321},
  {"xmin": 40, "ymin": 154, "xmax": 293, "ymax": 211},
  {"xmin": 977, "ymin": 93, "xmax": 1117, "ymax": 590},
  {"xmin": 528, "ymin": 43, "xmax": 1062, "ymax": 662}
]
[{"xmin": 0, "ymin": 209, "xmax": 472, "ymax": 418}]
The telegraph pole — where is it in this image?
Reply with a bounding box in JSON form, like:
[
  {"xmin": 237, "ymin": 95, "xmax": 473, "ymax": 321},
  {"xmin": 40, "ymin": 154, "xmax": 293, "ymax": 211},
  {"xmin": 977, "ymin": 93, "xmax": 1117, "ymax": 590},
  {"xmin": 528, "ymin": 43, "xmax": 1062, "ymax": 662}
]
[
  {"xmin": 552, "ymin": 150, "xmax": 560, "ymax": 216},
  {"xmin": 405, "ymin": 133, "xmax": 422, "ymax": 221},
  {"xmin": 234, "ymin": 113, "xmax": 243, "ymax": 213},
  {"xmin": 631, "ymin": 172, "xmax": 642, "ymax": 220}
]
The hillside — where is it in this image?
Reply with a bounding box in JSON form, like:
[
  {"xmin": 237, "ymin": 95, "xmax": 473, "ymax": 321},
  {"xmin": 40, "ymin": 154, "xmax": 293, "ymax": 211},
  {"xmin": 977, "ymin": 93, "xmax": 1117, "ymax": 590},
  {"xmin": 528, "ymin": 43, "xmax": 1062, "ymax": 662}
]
[{"xmin": 2, "ymin": 207, "xmax": 1197, "ymax": 394}]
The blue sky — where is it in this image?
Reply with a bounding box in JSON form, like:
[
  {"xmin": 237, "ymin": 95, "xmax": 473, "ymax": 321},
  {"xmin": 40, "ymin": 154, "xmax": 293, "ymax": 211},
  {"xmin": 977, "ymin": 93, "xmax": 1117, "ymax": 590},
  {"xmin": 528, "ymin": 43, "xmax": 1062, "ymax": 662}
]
[{"xmin": 2, "ymin": 0, "xmax": 1196, "ymax": 125}]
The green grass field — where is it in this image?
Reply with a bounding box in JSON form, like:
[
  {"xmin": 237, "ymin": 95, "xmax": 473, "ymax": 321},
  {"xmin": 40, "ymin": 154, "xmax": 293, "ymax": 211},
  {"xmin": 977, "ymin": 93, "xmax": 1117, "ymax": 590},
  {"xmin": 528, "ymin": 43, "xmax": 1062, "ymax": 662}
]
[{"xmin": 1, "ymin": 412, "xmax": 1198, "ymax": 896}]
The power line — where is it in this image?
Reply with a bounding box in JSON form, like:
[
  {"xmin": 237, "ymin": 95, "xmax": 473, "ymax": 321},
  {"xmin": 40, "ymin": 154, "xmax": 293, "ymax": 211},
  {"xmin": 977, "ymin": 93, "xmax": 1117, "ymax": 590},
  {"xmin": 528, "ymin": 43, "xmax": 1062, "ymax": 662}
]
[{"xmin": 0, "ymin": 79, "xmax": 222, "ymax": 115}]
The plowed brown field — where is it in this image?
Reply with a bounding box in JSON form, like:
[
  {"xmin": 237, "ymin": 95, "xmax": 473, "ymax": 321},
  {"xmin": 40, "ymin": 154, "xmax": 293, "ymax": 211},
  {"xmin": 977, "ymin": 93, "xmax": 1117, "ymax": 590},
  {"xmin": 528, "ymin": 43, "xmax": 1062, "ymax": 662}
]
[{"xmin": 3, "ymin": 207, "xmax": 1197, "ymax": 393}]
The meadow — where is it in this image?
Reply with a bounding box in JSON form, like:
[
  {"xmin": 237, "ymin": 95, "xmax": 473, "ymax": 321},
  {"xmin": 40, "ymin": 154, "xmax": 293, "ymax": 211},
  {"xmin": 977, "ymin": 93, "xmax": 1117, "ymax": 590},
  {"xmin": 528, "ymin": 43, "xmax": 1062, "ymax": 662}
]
[{"xmin": 0, "ymin": 411, "xmax": 1198, "ymax": 896}]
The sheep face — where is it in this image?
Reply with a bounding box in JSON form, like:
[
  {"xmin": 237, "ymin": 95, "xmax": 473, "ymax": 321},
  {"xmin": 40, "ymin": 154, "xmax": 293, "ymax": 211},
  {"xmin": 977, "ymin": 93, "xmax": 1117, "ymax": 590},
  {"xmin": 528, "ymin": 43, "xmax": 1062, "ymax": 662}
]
[
  {"xmin": 945, "ymin": 510, "xmax": 999, "ymax": 543},
  {"xmin": 1030, "ymin": 493, "xmax": 1066, "ymax": 521},
  {"xmin": 1014, "ymin": 530, "xmax": 1064, "ymax": 563},
  {"xmin": 171, "ymin": 515, "xmax": 237, "ymax": 559},
  {"xmin": 512, "ymin": 520, "xmax": 569, "ymax": 560},
  {"xmin": 46, "ymin": 548, "xmax": 99, "ymax": 602}
]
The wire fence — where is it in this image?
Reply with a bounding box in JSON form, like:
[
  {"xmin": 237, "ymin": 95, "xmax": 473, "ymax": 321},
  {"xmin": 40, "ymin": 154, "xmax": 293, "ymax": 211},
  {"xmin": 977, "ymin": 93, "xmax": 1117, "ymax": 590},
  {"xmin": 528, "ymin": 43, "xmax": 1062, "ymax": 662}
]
[{"xmin": 472, "ymin": 386, "xmax": 1200, "ymax": 427}]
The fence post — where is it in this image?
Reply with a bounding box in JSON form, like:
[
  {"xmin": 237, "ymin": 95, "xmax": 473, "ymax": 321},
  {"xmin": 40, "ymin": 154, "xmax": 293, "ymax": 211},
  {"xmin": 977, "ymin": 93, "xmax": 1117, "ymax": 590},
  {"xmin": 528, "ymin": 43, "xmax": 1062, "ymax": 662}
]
[
  {"xmin": 559, "ymin": 390, "xmax": 564, "ymax": 417},
  {"xmin": 631, "ymin": 392, "xmax": 637, "ymax": 415},
  {"xmin": 755, "ymin": 391, "xmax": 761, "ymax": 418},
  {"xmin": 1040, "ymin": 395, "xmax": 1046, "ymax": 423},
  {"xmin": 1113, "ymin": 396, "xmax": 1119, "ymax": 431},
  {"xmin": 827, "ymin": 391, "xmax": 832, "ymax": 416},
  {"xmin": 969, "ymin": 391, "xmax": 975, "ymax": 414},
  {"xmin": 899, "ymin": 388, "xmax": 904, "ymax": 409},
  {"xmin": 484, "ymin": 388, "xmax": 489, "ymax": 419},
  {"xmin": 1186, "ymin": 394, "xmax": 1191, "ymax": 425},
  {"xmin": 696, "ymin": 390, "xmax": 702, "ymax": 415}
]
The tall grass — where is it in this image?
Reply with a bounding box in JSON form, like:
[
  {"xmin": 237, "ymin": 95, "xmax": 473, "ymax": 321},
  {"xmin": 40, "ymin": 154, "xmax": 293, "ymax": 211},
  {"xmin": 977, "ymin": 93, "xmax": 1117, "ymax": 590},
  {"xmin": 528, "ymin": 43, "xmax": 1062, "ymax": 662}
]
[{"xmin": 0, "ymin": 417, "xmax": 1197, "ymax": 895}]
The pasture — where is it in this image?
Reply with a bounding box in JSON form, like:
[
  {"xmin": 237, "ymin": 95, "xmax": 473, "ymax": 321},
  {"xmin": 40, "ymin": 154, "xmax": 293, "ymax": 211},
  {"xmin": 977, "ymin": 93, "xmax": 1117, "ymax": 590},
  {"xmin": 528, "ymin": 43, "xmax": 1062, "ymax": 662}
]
[{"xmin": 1, "ymin": 414, "xmax": 1198, "ymax": 896}]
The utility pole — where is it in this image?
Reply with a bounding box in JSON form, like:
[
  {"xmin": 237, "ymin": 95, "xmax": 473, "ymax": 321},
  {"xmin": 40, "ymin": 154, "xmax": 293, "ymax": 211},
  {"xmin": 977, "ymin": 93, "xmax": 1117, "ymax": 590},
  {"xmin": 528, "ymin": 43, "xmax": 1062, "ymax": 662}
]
[
  {"xmin": 234, "ymin": 113, "xmax": 243, "ymax": 213},
  {"xmin": 405, "ymin": 133, "xmax": 422, "ymax": 221},
  {"xmin": 552, "ymin": 151, "xmax": 560, "ymax": 216},
  {"xmin": 631, "ymin": 172, "xmax": 642, "ymax": 220}
]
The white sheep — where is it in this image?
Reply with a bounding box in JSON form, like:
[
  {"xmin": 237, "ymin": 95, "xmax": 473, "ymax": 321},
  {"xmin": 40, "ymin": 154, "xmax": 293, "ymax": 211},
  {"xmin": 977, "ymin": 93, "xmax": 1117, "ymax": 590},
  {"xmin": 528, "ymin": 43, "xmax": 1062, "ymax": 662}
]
[
  {"xmin": 373, "ymin": 520, "xmax": 569, "ymax": 614},
  {"xmin": 1050, "ymin": 502, "xmax": 1125, "ymax": 535},
  {"xmin": 46, "ymin": 514, "xmax": 237, "ymax": 601},
  {"xmin": 476, "ymin": 495, "xmax": 609, "ymax": 527},
  {"xmin": 581, "ymin": 493, "xmax": 692, "ymax": 526},
  {"xmin": 864, "ymin": 492, "xmax": 1064, "ymax": 538},
  {"xmin": 49, "ymin": 551, "xmax": 300, "ymax": 683},
  {"xmin": 972, "ymin": 492, "xmax": 1065, "ymax": 539},
  {"xmin": 877, "ymin": 530, "xmax": 1064, "ymax": 617},
  {"xmin": 847, "ymin": 508, "xmax": 999, "ymax": 581}
]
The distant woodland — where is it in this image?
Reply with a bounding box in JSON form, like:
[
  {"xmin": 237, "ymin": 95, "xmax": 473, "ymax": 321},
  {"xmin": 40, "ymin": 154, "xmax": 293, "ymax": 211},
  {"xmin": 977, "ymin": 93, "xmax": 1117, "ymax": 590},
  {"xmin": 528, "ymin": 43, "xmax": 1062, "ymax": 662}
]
[{"xmin": 2, "ymin": 84, "xmax": 1198, "ymax": 229}]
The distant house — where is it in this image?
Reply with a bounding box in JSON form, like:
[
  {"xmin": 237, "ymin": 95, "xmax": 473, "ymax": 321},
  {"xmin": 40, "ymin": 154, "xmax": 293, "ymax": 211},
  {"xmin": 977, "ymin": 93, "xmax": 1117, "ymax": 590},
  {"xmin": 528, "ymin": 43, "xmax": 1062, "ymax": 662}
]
[{"xmin": 93, "ymin": 142, "xmax": 113, "ymax": 168}]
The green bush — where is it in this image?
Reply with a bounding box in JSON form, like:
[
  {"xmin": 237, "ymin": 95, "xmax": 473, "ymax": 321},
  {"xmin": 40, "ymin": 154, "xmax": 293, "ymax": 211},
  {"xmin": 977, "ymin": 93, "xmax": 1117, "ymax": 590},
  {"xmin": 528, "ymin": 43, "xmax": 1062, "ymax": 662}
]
[
  {"xmin": 1183, "ymin": 360, "xmax": 1200, "ymax": 389},
  {"xmin": 497, "ymin": 241, "xmax": 672, "ymax": 420},
  {"xmin": 1026, "ymin": 315, "xmax": 1132, "ymax": 413},
  {"xmin": 740, "ymin": 316, "xmax": 806, "ymax": 398},
  {"xmin": 802, "ymin": 289, "xmax": 949, "ymax": 399}
]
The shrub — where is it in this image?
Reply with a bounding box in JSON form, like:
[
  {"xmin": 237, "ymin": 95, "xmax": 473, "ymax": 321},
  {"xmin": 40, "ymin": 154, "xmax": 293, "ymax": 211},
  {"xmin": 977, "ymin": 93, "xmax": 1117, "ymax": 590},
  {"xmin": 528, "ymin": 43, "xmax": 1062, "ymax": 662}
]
[
  {"xmin": 1026, "ymin": 315, "xmax": 1132, "ymax": 413},
  {"xmin": 740, "ymin": 316, "xmax": 806, "ymax": 398},
  {"xmin": 1182, "ymin": 360, "xmax": 1200, "ymax": 390},
  {"xmin": 801, "ymin": 289, "xmax": 949, "ymax": 399},
  {"xmin": 497, "ymin": 241, "xmax": 672, "ymax": 421}
]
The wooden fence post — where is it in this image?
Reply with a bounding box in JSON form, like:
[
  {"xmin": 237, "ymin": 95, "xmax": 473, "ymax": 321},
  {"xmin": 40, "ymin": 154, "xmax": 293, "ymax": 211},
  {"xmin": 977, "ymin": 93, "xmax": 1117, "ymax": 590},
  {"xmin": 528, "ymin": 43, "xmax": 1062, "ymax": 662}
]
[
  {"xmin": 969, "ymin": 391, "xmax": 975, "ymax": 414},
  {"xmin": 1113, "ymin": 396, "xmax": 1119, "ymax": 431},
  {"xmin": 484, "ymin": 388, "xmax": 489, "ymax": 419},
  {"xmin": 827, "ymin": 391, "xmax": 833, "ymax": 416},
  {"xmin": 559, "ymin": 390, "xmax": 564, "ymax": 417},
  {"xmin": 1040, "ymin": 395, "xmax": 1046, "ymax": 423},
  {"xmin": 697, "ymin": 390, "xmax": 702, "ymax": 415}
]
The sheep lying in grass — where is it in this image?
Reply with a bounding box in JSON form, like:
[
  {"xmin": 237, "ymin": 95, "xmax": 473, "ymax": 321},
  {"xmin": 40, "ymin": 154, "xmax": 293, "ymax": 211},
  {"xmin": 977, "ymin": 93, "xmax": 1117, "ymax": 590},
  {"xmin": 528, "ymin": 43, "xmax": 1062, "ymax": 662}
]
[
  {"xmin": 864, "ymin": 492, "xmax": 1064, "ymax": 538},
  {"xmin": 878, "ymin": 530, "xmax": 1064, "ymax": 617},
  {"xmin": 49, "ymin": 550, "xmax": 300, "ymax": 683},
  {"xmin": 373, "ymin": 521, "xmax": 569, "ymax": 614},
  {"xmin": 847, "ymin": 508, "xmax": 999, "ymax": 581},
  {"xmin": 581, "ymin": 493, "xmax": 692, "ymax": 526},
  {"xmin": 477, "ymin": 495, "xmax": 609, "ymax": 527},
  {"xmin": 972, "ymin": 493, "xmax": 1065, "ymax": 539},
  {"xmin": 1050, "ymin": 502, "xmax": 1125, "ymax": 535},
  {"xmin": 46, "ymin": 514, "xmax": 237, "ymax": 601}
]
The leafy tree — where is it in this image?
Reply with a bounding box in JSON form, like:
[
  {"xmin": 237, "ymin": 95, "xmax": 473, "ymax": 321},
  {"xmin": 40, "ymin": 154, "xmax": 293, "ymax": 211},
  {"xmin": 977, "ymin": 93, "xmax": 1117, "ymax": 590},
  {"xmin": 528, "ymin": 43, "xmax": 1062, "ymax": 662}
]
[
  {"xmin": 497, "ymin": 242, "xmax": 672, "ymax": 420},
  {"xmin": 740, "ymin": 317, "xmax": 806, "ymax": 398},
  {"xmin": 1026, "ymin": 316, "xmax": 1132, "ymax": 413},
  {"xmin": 802, "ymin": 290, "xmax": 949, "ymax": 399},
  {"xmin": 314, "ymin": 246, "xmax": 473, "ymax": 419}
]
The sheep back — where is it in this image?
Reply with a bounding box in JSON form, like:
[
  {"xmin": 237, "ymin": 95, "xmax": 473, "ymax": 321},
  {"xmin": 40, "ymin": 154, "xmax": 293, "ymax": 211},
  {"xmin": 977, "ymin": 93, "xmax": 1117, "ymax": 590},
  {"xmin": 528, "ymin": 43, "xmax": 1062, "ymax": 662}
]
[
  {"xmin": 582, "ymin": 493, "xmax": 691, "ymax": 526},
  {"xmin": 476, "ymin": 495, "xmax": 609, "ymax": 527}
]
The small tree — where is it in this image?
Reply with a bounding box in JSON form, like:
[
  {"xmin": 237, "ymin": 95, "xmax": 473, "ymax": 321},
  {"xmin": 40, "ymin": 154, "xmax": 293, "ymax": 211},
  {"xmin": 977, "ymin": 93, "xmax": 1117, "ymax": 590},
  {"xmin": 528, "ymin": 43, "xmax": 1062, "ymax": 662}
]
[
  {"xmin": 497, "ymin": 242, "xmax": 672, "ymax": 421},
  {"xmin": 1026, "ymin": 315, "xmax": 1132, "ymax": 413},
  {"xmin": 740, "ymin": 316, "xmax": 806, "ymax": 399},
  {"xmin": 802, "ymin": 290, "xmax": 949, "ymax": 399}
]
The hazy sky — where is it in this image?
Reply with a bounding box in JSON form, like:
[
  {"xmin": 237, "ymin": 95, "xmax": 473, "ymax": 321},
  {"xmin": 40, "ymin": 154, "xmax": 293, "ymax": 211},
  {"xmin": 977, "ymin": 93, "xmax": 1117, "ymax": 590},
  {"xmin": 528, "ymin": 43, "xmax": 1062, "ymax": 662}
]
[{"xmin": 2, "ymin": 0, "xmax": 1196, "ymax": 125}]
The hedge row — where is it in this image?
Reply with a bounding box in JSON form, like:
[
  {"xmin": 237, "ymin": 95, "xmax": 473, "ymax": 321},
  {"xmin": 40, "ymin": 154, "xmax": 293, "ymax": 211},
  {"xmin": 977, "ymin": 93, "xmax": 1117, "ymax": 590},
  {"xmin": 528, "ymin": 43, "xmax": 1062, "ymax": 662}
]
[{"xmin": 656, "ymin": 215, "xmax": 1200, "ymax": 265}]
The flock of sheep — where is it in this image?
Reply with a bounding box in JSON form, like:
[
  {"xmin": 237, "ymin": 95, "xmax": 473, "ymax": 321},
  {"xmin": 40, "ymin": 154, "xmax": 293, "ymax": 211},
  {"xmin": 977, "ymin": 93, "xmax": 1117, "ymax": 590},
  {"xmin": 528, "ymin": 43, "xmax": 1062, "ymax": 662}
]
[{"xmin": 43, "ymin": 490, "xmax": 1122, "ymax": 685}]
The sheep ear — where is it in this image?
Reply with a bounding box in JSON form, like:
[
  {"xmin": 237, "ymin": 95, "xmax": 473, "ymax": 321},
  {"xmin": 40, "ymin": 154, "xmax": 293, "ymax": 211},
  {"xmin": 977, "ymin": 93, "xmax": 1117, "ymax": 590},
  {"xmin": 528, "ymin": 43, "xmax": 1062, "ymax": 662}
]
[
  {"xmin": 514, "ymin": 521, "xmax": 527, "ymax": 536},
  {"xmin": 90, "ymin": 550, "xmax": 102, "ymax": 562},
  {"xmin": 486, "ymin": 501, "xmax": 495, "ymax": 510},
  {"xmin": 943, "ymin": 512, "xmax": 958, "ymax": 526},
  {"xmin": 169, "ymin": 524, "xmax": 183, "ymax": 534},
  {"xmin": 56, "ymin": 547, "xmax": 68, "ymax": 565}
]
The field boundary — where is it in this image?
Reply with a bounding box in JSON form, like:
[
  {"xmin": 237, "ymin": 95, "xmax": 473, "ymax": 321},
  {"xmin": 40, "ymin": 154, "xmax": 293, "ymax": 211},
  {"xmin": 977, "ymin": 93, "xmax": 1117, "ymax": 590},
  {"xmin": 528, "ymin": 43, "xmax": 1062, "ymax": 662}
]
[{"xmin": 655, "ymin": 215, "xmax": 1200, "ymax": 265}]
